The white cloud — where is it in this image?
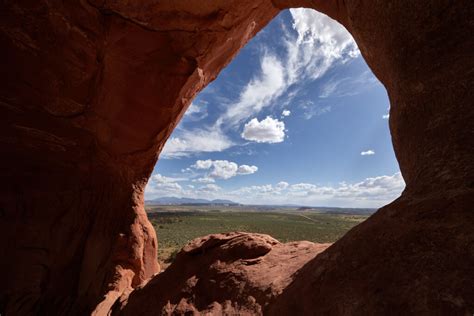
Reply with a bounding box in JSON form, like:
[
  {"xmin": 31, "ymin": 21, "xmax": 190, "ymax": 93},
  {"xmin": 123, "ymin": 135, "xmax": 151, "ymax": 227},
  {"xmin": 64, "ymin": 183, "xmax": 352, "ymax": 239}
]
[
  {"xmin": 225, "ymin": 172, "xmax": 405, "ymax": 207},
  {"xmin": 192, "ymin": 177, "xmax": 215, "ymax": 184},
  {"xmin": 361, "ymin": 150, "xmax": 375, "ymax": 156},
  {"xmin": 209, "ymin": 160, "xmax": 239, "ymax": 179},
  {"xmin": 286, "ymin": 8, "xmax": 359, "ymax": 85},
  {"xmin": 213, "ymin": 8, "xmax": 359, "ymax": 131},
  {"xmin": 276, "ymin": 181, "xmax": 289, "ymax": 190},
  {"xmin": 290, "ymin": 183, "xmax": 317, "ymax": 191},
  {"xmin": 160, "ymin": 9, "xmax": 362, "ymax": 160},
  {"xmin": 191, "ymin": 159, "xmax": 258, "ymax": 180},
  {"xmin": 331, "ymin": 173, "xmax": 405, "ymax": 201},
  {"xmin": 382, "ymin": 114, "xmax": 390, "ymax": 119},
  {"xmin": 217, "ymin": 54, "xmax": 286, "ymax": 128},
  {"xmin": 231, "ymin": 184, "xmax": 275, "ymax": 195},
  {"xmin": 299, "ymin": 100, "xmax": 331, "ymax": 120},
  {"xmin": 145, "ymin": 173, "xmax": 184, "ymax": 196},
  {"xmin": 318, "ymin": 71, "xmax": 380, "ymax": 99},
  {"xmin": 191, "ymin": 159, "xmax": 214, "ymax": 170},
  {"xmin": 198, "ymin": 184, "xmax": 221, "ymax": 193},
  {"xmin": 184, "ymin": 101, "xmax": 208, "ymax": 121},
  {"xmin": 319, "ymin": 79, "xmax": 340, "ymax": 99},
  {"xmin": 282, "ymin": 110, "xmax": 291, "ymax": 117},
  {"xmin": 144, "ymin": 172, "xmax": 406, "ymax": 208},
  {"xmin": 241, "ymin": 116, "xmax": 285, "ymax": 143},
  {"xmin": 237, "ymin": 165, "xmax": 259, "ymax": 175},
  {"xmin": 149, "ymin": 174, "xmax": 185, "ymax": 184},
  {"xmin": 161, "ymin": 128, "xmax": 233, "ymax": 159}
]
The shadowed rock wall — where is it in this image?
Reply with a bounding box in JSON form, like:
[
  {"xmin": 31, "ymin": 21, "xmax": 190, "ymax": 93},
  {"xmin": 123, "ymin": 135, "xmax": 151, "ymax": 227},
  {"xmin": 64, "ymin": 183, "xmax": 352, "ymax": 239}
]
[{"xmin": 0, "ymin": 0, "xmax": 473, "ymax": 315}]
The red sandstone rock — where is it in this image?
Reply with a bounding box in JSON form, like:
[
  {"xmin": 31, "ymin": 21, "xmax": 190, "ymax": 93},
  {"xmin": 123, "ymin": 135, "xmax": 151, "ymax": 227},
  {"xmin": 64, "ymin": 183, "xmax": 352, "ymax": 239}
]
[
  {"xmin": 0, "ymin": 1, "xmax": 278, "ymax": 314},
  {"xmin": 0, "ymin": 0, "xmax": 473, "ymax": 315},
  {"xmin": 267, "ymin": 192, "xmax": 474, "ymax": 315},
  {"xmin": 114, "ymin": 232, "xmax": 330, "ymax": 315}
]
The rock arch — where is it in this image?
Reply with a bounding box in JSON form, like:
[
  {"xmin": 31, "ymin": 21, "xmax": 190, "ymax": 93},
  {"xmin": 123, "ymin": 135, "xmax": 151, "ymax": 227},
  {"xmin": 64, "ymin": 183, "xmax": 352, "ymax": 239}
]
[{"xmin": 0, "ymin": 0, "xmax": 473, "ymax": 315}]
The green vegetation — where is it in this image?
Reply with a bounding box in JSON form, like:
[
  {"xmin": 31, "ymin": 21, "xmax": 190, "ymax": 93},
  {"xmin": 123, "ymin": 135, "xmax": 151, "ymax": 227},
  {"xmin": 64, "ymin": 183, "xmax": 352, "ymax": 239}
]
[{"xmin": 147, "ymin": 206, "xmax": 369, "ymax": 266}]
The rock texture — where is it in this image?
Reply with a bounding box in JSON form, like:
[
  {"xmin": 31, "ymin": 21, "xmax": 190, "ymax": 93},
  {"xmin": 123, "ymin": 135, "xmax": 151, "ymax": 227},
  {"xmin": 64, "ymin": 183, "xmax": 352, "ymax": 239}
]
[
  {"xmin": 0, "ymin": 0, "xmax": 473, "ymax": 315},
  {"xmin": 268, "ymin": 192, "xmax": 474, "ymax": 315},
  {"xmin": 115, "ymin": 232, "xmax": 330, "ymax": 315}
]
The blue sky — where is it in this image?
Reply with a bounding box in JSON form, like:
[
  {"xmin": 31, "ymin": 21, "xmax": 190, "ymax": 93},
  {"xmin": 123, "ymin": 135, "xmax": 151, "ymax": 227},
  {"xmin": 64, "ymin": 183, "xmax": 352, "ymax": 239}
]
[{"xmin": 145, "ymin": 9, "xmax": 405, "ymax": 208}]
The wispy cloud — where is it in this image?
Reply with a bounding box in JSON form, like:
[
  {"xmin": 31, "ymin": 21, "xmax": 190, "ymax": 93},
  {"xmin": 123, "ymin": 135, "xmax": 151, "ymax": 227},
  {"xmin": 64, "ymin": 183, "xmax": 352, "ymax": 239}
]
[
  {"xmin": 215, "ymin": 8, "xmax": 360, "ymax": 132},
  {"xmin": 183, "ymin": 101, "xmax": 208, "ymax": 121},
  {"xmin": 162, "ymin": 9, "xmax": 360, "ymax": 158},
  {"xmin": 217, "ymin": 54, "xmax": 287, "ymax": 128},
  {"xmin": 286, "ymin": 8, "xmax": 359, "ymax": 84},
  {"xmin": 192, "ymin": 177, "xmax": 216, "ymax": 184},
  {"xmin": 319, "ymin": 71, "xmax": 380, "ymax": 99},
  {"xmin": 299, "ymin": 100, "xmax": 331, "ymax": 120},
  {"xmin": 161, "ymin": 128, "xmax": 233, "ymax": 159}
]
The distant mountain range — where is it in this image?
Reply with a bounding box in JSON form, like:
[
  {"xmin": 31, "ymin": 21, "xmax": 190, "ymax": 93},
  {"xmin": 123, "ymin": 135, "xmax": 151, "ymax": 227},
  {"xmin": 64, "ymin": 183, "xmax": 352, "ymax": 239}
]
[
  {"xmin": 146, "ymin": 196, "xmax": 239, "ymax": 205},
  {"xmin": 145, "ymin": 197, "xmax": 376, "ymax": 214}
]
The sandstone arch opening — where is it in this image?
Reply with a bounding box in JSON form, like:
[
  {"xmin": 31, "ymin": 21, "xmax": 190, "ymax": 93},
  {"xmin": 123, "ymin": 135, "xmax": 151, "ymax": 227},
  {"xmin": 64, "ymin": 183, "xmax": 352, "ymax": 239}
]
[
  {"xmin": 1, "ymin": 1, "xmax": 473, "ymax": 315},
  {"xmin": 145, "ymin": 8, "xmax": 404, "ymax": 269}
]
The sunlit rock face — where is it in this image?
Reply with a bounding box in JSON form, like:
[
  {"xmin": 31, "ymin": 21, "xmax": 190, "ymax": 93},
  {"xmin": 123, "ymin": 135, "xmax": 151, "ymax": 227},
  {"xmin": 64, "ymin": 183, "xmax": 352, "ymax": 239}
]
[
  {"xmin": 0, "ymin": 0, "xmax": 473, "ymax": 315},
  {"xmin": 115, "ymin": 232, "xmax": 330, "ymax": 315}
]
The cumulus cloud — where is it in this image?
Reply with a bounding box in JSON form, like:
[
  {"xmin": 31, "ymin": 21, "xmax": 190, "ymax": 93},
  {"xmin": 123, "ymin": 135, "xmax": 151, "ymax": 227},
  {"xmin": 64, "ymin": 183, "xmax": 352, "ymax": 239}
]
[
  {"xmin": 282, "ymin": 110, "xmax": 291, "ymax": 117},
  {"xmin": 144, "ymin": 172, "xmax": 405, "ymax": 208},
  {"xmin": 276, "ymin": 181, "xmax": 289, "ymax": 190},
  {"xmin": 231, "ymin": 184, "xmax": 275, "ymax": 195},
  {"xmin": 149, "ymin": 174, "xmax": 186, "ymax": 184},
  {"xmin": 361, "ymin": 150, "xmax": 375, "ymax": 156},
  {"xmin": 237, "ymin": 165, "xmax": 259, "ymax": 175},
  {"xmin": 191, "ymin": 160, "xmax": 214, "ymax": 170},
  {"xmin": 145, "ymin": 173, "xmax": 223, "ymax": 200},
  {"xmin": 191, "ymin": 159, "xmax": 258, "ymax": 180},
  {"xmin": 330, "ymin": 173, "xmax": 405, "ymax": 201},
  {"xmin": 198, "ymin": 184, "xmax": 221, "ymax": 193},
  {"xmin": 145, "ymin": 173, "xmax": 184, "ymax": 196},
  {"xmin": 209, "ymin": 160, "xmax": 239, "ymax": 179},
  {"xmin": 161, "ymin": 128, "xmax": 233, "ymax": 159},
  {"xmin": 241, "ymin": 116, "xmax": 285, "ymax": 143},
  {"xmin": 226, "ymin": 172, "xmax": 405, "ymax": 207}
]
